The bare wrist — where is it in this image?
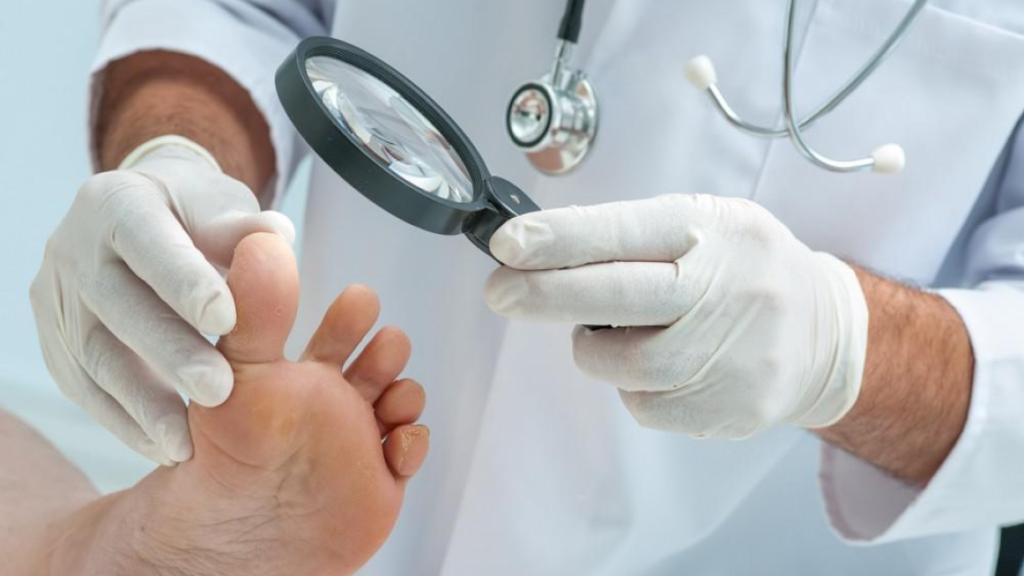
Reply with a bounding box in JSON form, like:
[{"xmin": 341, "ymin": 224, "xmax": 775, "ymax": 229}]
[
  {"xmin": 96, "ymin": 50, "xmax": 274, "ymax": 197},
  {"xmin": 816, "ymin": 266, "xmax": 973, "ymax": 484}
]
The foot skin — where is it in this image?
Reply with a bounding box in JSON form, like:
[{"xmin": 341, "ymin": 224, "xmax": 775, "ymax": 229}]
[{"xmin": 44, "ymin": 233, "xmax": 429, "ymax": 576}]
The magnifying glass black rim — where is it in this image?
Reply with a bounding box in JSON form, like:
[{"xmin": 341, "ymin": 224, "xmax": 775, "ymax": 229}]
[{"xmin": 276, "ymin": 36, "xmax": 491, "ymax": 235}]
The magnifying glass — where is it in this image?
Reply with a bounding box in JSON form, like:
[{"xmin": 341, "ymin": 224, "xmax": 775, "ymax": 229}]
[{"xmin": 276, "ymin": 37, "xmax": 540, "ymax": 258}]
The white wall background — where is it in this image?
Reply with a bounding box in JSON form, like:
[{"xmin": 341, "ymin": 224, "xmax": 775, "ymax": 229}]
[{"xmin": 0, "ymin": 2, "xmax": 309, "ymax": 493}]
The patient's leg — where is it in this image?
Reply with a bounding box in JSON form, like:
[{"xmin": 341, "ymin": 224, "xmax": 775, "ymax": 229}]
[
  {"xmin": 10, "ymin": 233, "xmax": 429, "ymax": 576},
  {"xmin": 0, "ymin": 408, "xmax": 100, "ymax": 574}
]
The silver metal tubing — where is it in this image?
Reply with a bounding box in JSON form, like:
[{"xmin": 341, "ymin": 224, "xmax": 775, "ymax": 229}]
[
  {"xmin": 783, "ymin": 0, "xmax": 873, "ymax": 171},
  {"xmin": 707, "ymin": 0, "xmax": 928, "ymax": 140},
  {"xmin": 706, "ymin": 84, "xmax": 789, "ymax": 137},
  {"xmin": 805, "ymin": 0, "xmax": 928, "ymax": 125},
  {"xmin": 550, "ymin": 39, "xmax": 575, "ymax": 88}
]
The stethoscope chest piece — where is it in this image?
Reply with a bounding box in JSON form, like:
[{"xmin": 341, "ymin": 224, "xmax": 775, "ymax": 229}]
[
  {"xmin": 507, "ymin": 67, "xmax": 598, "ymax": 175},
  {"xmin": 507, "ymin": 0, "xmax": 597, "ymax": 176},
  {"xmin": 508, "ymin": 0, "xmax": 926, "ymax": 177}
]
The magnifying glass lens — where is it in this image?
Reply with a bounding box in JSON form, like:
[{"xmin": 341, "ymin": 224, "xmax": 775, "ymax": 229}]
[
  {"xmin": 279, "ymin": 38, "xmax": 542, "ymax": 256},
  {"xmin": 305, "ymin": 56, "xmax": 474, "ymax": 203}
]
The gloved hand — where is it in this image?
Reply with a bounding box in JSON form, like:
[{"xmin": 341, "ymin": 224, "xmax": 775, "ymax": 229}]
[
  {"xmin": 484, "ymin": 194, "xmax": 869, "ymax": 438},
  {"xmin": 31, "ymin": 136, "xmax": 295, "ymax": 464}
]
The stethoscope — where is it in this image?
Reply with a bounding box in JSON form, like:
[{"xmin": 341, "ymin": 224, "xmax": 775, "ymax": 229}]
[
  {"xmin": 506, "ymin": 0, "xmax": 929, "ymax": 175},
  {"xmin": 274, "ymin": 0, "xmax": 930, "ymax": 262}
]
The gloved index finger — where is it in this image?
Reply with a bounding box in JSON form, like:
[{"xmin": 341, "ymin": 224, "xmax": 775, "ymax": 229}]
[
  {"xmin": 485, "ymin": 261, "xmax": 692, "ymax": 327},
  {"xmin": 488, "ymin": 195, "xmax": 709, "ymax": 271},
  {"xmin": 105, "ymin": 177, "xmax": 236, "ymax": 336}
]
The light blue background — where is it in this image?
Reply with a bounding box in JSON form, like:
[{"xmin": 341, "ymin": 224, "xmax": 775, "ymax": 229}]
[{"xmin": 0, "ymin": 2, "xmax": 309, "ymax": 493}]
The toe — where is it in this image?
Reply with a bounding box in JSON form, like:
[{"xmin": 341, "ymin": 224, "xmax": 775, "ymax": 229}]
[
  {"xmin": 344, "ymin": 326, "xmax": 412, "ymax": 404},
  {"xmin": 383, "ymin": 424, "xmax": 430, "ymax": 479},
  {"xmin": 218, "ymin": 233, "xmax": 299, "ymax": 365},
  {"xmin": 301, "ymin": 285, "xmax": 381, "ymax": 366},
  {"xmin": 375, "ymin": 379, "xmax": 426, "ymax": 434}
]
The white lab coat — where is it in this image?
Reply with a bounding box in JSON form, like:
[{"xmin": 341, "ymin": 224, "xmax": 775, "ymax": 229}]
[{"xmin": 92, "ymin": 1, "xmax": 1024, "ymax": 574}]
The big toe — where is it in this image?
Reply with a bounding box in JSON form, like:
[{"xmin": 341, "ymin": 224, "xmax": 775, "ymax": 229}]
[{"xmin": 218, "ymin": 233, "xmax": 299, "ymax": 364}]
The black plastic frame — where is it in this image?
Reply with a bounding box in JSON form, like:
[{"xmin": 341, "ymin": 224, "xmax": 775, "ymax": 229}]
[
  {"xmin": 277, "ymin": 37, "xmax": 540, "ymax": 257},
  {"xmin": 277, "ymin": 37, "xmax": 496, "ymax": 233}
]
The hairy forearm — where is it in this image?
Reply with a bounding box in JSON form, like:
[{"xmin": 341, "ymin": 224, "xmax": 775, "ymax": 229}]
[
  {"xmin": 815, "ymin": 267, "xmax": 974, "ymax": 485},
  {"xmin": 96, "ymin": 50, "xmax": 274, "ymax": 196}
]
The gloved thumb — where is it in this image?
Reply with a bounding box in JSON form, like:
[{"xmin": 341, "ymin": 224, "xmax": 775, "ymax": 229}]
[{"xmin": 195, "ymin": 210, "xmax": 297, "ymax": 270}]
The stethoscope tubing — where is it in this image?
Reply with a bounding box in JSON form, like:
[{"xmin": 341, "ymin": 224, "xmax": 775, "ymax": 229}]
[
  {"xmin": 780, "ymin": 0, "xmax": 928, "ymax": 172},
  {"xmin": 515, "ymin": 0, "xmax": 928, "ymax": 175},
  {"xmin": 709, "ymin": 0, "xmax": 928, "ymax": 140}
]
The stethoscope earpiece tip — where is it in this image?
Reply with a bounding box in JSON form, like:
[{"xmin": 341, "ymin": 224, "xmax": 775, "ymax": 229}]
[
  {"xmin": 684, "ymin": 55, "xmax": 717, "ymax": 91},
  {"xmin": 870, "ymin": 144, "xmax": 906, "ymax": 174}
]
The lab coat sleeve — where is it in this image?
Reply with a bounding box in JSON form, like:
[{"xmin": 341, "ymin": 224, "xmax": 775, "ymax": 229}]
[
  {"xmin": 819, "ymin": 123, "xmax": 1024, "ymax": 543},
  {"xmin": 89, "ymin": 0, "xmax": 330, "ymax": 205}
]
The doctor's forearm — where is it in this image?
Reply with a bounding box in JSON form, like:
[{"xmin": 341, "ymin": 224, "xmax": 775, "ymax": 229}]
[
  {"xmin": 96, "ymin": 50, "xmax": 274, "ymax": 194},
  {"xmin": 814, "ymin": 268, "xmax": 974, "ymax": 485}
]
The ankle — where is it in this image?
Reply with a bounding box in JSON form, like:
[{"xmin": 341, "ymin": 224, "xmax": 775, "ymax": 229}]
[{"xmin": 39, "ymin": 480, "xmax": 192, "ymax": 576}]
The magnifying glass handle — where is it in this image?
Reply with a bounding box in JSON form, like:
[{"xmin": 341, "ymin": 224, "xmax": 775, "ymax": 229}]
[
  {"xmin": 470, "ymin": 178, "xmax": 609, "ymax": 328},
  {"xmin": 486, "ymin": 176, "xmax": 541, "ymax": 218},
  {"xmin": 464, "ymin": 177, "xmax": 540, "ymax": 260}
]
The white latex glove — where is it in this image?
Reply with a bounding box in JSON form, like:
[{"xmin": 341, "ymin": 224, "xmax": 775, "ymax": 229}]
[
  {"xmin": 31, "ymin": 136, "xmax": 295, "ymax": 464},
  {"xmin": 485, "ymin": 194, "xmax": 869, "ymax": 438}
]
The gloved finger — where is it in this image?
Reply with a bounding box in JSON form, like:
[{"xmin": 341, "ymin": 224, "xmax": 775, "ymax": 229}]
[
  {"xmin": 571, "ymin": 325, "xmax": 695, "ymax": 392},
  {"xmin": 102, "ymin": 175, "xmax": 236, "ymax": 336},
  {"xmin": 46, "ymin": 345, "xmax": 174, "ymax": 465},
  {"xmin": 194, "ymin": 209, "xmax": 296, "ymax": 270},
  {"xmin": 85, "ymin": 261, "xmax": 234, "ymax": 407},
  {"xmin": 485, "ymin": 261, "xmax": 701, "ymax": 326},
  {"xmin": 489, "ymin": 195, "xmax": 713, "ymax": 270},
  {"xmin": 617, "ymin": 388, "xmax": 773, "ymax": 439},
  {"xmin": 78, "ymin": 321, "xmax": 193, "ymax": 463},
  {"xmin": 78, "ymin": 387, "xmax": 175, "ymax": 465}
]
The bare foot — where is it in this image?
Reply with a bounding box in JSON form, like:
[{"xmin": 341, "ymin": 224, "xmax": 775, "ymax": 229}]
[{"xmin": 39, "ymin": 233, "xmax": 429, "ymax": 576}]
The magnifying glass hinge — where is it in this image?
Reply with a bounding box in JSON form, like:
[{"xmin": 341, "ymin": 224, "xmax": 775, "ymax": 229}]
[
  {"xmin": 487, "ymin": 177, "xmax": 540, "ymax": 216},
  {"xmin": 463, "ymin": 177, "xmax": 540, "ymax": 259}
]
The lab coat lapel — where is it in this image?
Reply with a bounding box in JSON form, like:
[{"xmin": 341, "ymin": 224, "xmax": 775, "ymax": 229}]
[{"xmin": 753, "ymin": 0, "xmax": 1024, "ymax": 283}]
